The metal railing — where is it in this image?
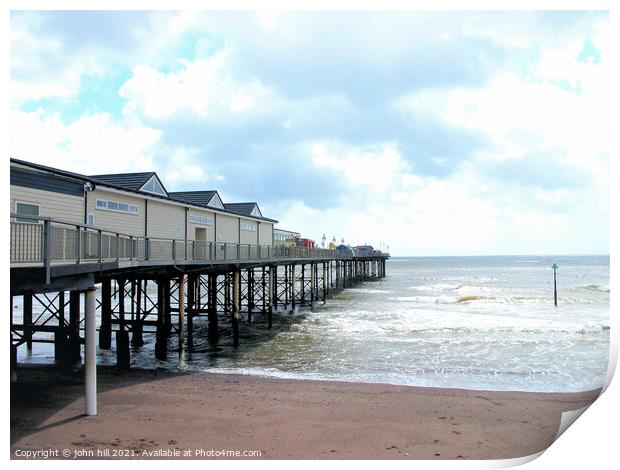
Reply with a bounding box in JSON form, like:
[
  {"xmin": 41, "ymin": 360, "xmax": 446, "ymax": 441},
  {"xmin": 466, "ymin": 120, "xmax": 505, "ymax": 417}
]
[{"xmin": 10, "ymin": 214, "xmax": 389, "ymax": 282}]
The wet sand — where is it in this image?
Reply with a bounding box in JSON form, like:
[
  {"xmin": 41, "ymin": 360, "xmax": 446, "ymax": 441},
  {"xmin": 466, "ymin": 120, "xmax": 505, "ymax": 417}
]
[{"xmin": 10, "ymin": 365, "xmax": 600, "ymax": 460}]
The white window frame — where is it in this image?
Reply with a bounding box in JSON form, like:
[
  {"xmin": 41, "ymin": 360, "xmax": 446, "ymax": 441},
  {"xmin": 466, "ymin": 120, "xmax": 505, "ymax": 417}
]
[
  {"xmin": 241, "ymin": 222, "xmax": 257, "ymax": 232},
  {"xmin": 14, "ymin": 201, "xmax": 41, "ymax": 224},
  {"xmin": 188, "ymin": 214, "xmax": 214, "ymax": 226},
  {"xmin": 95, "ymin": 198, "xmax": 140, "ymax": 215}
]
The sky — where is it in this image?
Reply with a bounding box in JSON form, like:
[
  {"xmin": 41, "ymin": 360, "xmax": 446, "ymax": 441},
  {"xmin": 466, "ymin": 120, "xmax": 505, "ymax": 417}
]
[{"xmin": 9, "ymin": 10, "xmax": 609, "ymax": 256}]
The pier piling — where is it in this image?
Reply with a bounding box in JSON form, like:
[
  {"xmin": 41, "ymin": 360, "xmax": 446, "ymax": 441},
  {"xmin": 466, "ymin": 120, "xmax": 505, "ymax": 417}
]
[
  {"xmin": 232, "ymin": 270, "xmax": 240, "ymax": 347},
  {"xmin": 155, "ymin": 280, "xmax": 168, "ymax": 360},
  {"xmin": 23, "ymin": 293, "xmax": 33, "ymax": 354},
  {"xmin": 99, "ymin": 279, "xmax": 112, "ymax": 350},
  {"xmin": 208, "ymin": 274, "xmax": 219, "ymax": 344},
  {"xmin": 178, "ymin": 275, "xmax": 186, "ymax": 358}
]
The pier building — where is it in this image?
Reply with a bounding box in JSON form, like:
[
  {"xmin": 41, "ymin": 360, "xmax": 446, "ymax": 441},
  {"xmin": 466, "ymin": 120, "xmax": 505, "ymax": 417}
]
[{"xmin": 9, "ymin": 157, "xmax": 388, "ymax": 415}]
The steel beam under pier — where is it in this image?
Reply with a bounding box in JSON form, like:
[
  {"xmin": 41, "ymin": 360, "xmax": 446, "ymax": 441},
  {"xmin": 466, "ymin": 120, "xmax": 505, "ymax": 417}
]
[{"xmin": 11, "ymin": 255, "xmax": 388, "ymax": 377}]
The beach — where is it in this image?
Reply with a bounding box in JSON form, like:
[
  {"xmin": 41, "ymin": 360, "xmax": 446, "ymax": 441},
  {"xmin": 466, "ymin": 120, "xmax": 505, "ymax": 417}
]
[{"xmin": 10, "ymin": 365, "xmax": 600, "ymax": 460}]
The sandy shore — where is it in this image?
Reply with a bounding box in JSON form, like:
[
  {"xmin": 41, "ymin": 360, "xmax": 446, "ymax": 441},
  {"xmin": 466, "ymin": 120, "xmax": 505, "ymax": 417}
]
[{"xmin": 10, "ymin": 365, "xmax": 600, "ymax": 460}]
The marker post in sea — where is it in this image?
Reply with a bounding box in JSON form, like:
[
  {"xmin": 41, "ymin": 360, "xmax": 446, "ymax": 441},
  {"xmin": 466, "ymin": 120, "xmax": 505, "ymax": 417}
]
[{"xmin": 552, "ymin": 263, "xmax": 558, "ymax": 306}]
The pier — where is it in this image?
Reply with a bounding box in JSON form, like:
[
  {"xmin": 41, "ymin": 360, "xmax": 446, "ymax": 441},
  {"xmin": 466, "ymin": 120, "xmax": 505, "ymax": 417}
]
[{"xmin": 10, "ymin": 213, "xmax": 388, "ymax": 414}]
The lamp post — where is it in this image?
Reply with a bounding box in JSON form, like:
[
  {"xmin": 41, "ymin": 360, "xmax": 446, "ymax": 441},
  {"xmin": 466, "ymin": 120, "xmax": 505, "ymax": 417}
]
[{"xmin": 552, "ymin": 263, "xmax": 558, "ymax": 307}]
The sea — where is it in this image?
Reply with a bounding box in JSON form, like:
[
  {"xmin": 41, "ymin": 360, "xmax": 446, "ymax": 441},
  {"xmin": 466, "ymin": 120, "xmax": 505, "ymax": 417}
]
[{"xmin": 17, "ymin": 255, "xmax": 610, "ymax": 393}]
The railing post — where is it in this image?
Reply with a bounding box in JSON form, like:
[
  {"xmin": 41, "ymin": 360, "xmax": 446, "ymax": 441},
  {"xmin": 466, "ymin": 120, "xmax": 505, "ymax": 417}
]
[
  {"xmin": 145, "ymin": 237, "xmax": 149, "ymax": 260},
  {"xmin": 116, "ymin": 233, "xmax": 120, "ymax": 262},
  {"xmin": 224, "ymin": 243, "xmax": 227, "ymax": 261},
  {"xmin": 76, "ymin": 225, "xmax": 81, "ymax": 265},
  {"xmin": 237, "ymin": 244, "xmax": 240, "ymax": 260},
  {"xmin": 129, "ymin": 236, "xmax": 134, "ymax": 260},
  {"xmin": 98, "ymin": 229, "xmax": 103, "ymax": 263},
  {"xmin": 43, "ymin": 219, "xmax": 51, "ymax": 284},
  {"xmin": 209, "ymin": 242, "xmax": 213, "ymax": 260},
  {"xmin": 172, "ymin": 239, "xmax": 176, "ymax": 261}
]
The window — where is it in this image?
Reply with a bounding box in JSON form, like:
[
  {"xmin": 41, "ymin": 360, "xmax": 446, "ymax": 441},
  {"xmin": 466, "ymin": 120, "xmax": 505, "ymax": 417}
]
[
  {"xmin": 188, "ymin": 214, "xmax": 214, "ymax": 225},
  {"xmin": 140, "ymin": 175, "xmax": 167, "ymax": 196},
  {"xmin": 241, "ymin": 222, "xmax": 257, "ymax": 232},
  {"xmin": 95, "ymin": 199, "xmax": 139, "ymax": 215},
  {"xmin": 15, "ymin": 202, "xmax": 40, "ymax": 223}
]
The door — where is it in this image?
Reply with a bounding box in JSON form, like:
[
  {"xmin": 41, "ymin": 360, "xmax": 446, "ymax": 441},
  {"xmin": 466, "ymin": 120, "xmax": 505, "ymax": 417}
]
[{"xmin": 195, "ymin": 227, "xmax": 207, "ymax": 259}]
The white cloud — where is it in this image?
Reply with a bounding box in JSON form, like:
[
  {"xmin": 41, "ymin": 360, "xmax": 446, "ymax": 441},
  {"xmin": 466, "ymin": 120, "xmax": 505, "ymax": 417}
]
[
  {"xmin": 120, "ymin": 51, "xmax": 276, "ymax": 121},
  {"xmin": 10, "ymin": 110, "xmax": 160, "ymax": 174},
  {"xmin": 308, "ymin": 141, "xmax": 411, "ymax": 193}
]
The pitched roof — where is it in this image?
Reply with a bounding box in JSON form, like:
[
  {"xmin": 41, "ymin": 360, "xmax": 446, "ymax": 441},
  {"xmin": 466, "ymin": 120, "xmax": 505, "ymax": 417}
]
[
  {"xmin": 89, "ymin": 172, "xmax": 156, "ymax": 192},
  {"xmin": 224, "ymin": 202, "xmax": 259, "ymax": 217},
  {"xmin": 11, "ymin": 158, "xmax": 279, "ymax": 223},
  {"xmin": 168, "ymin": 191, "xmax": 218, "ymax": 207}
]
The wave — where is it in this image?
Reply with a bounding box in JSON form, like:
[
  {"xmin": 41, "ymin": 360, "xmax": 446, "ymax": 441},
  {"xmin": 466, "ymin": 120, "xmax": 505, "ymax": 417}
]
[
  {"xmin": 581, "ymin": 284, "xmax": 610, "ymax": 292},
  {"xmin": 457, "ymin": 295, "xmax": 495, "ymax": 303}
]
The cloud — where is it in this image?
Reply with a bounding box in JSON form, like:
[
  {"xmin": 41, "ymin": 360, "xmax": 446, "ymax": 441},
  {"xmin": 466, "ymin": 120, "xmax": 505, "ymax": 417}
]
[
  {"xmin": 9, "ymin": 11, "xmax": 609, "ymax": 255},
  {"xmin": 10, "ymin": 110, "xmax": 160, "ymax": 175}
]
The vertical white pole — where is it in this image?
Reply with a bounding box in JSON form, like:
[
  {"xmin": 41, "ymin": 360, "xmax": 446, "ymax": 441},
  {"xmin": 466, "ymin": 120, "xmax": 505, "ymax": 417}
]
[{"xmin": 85, "ymin": 287, "xmax": 97, "ymax": 416}]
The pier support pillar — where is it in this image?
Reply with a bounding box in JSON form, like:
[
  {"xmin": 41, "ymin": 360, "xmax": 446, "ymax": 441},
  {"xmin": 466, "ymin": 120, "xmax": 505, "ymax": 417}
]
[
  {"xmin": 10, "ymin": 342, "xmax": 17, "ymax": 383},
  {"xmin": 131, "ymin": 280, "xmax": 144, "ymax": 347},
  {"xmin": 164, "ymin": 280, "xmax": 172, "ymax": 337},
  {"xmin": 54, "ymin": 291, "xmax": 66, "ymax": 361},
  {"xmin": 247, "ymin": 268, "xmax": 254, "ymax": 323},
  {"xmin": 66, "ymin": 291, "xmax": 82, "ymax": 369},
  {"xmin": 84, "ymin": 287, "xmax": 97, "ymax": 416},
  {"xmin": 116, "ymin": 330, "xmax": 130, "ymax": 369},
  {"xmin": 310, "ymin": 262, "xmax": 315, "ymax": 308},
  {"xmin": 322, "ymin": 262, "xmax": 327, "ymax": 304},
  {"xmin": 23, "ymin": 293, "xmax": 33, "ymax": 354},
  {"xmin": 99, "ymin": 279, "xmax": 112, "ymax": 350},
  {"xmin": 116, "ymin": 280, "xmax": 130, "ymax": 369},
  {"xmin": 178, "ymin": 275, "xmax": 186, "ymax": 358},
  {"xmin": 187, "ymin": 275, "xmax": 195, "ymax": 351},
  {"xmin": 290, "ymin": 264, "xmax": 296, "ymax": 314},
  {"xmin": 155, "ymin": 280, "xmax": 168, "ymax": 360},
  {"xmin": 208, "ymin": 274, "xmax": 219, "ymax": 345},
  {"xmin": 232, "ymin": 270, "xmax": 240, "ymax": 347},
  {"xmin": 268, "ymin": 265, "xmax": 275, "ymax": 329}
]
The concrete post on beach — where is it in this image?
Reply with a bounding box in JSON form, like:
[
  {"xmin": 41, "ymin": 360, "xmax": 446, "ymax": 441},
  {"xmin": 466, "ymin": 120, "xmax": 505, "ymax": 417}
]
[
  {"xmin": 84, "ymin": 287, "xmax": 97, "ymax": 416},
  {"xmin": 232, "ymin": 269, "xmax": 240, "ymax": 347}
]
